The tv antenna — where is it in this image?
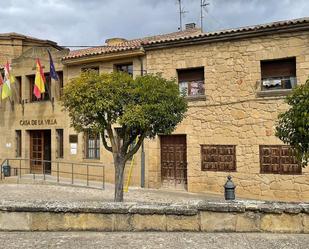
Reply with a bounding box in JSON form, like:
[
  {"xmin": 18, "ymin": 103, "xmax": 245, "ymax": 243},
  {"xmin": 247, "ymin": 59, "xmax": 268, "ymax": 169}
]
[
  {"xmin": 200, "ymin": 0, "xmax": 210, "ymax": 32},
  {"xmin": 177, "ymin": 0, "xmax": 188, "ymax": 31}
]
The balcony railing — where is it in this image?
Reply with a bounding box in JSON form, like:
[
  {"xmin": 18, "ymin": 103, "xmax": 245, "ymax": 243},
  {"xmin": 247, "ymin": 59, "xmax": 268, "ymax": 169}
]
[
  {"xmin": 256, "ymin": 77, "xmax": 297, "ymax": 97},
  {"xmin": 258, "ymin": 77, "xmax": 297, "ymax": 91}
]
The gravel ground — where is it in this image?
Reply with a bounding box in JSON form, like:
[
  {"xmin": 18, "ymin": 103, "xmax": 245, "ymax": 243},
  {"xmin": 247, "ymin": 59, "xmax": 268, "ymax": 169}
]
[
  {"xmin": 0, "ymin": 232, "xmax": 307, "ymax": 249},
  {"xmin": 0, "ymin": 183, "xmax": 222, "ymax": 203}
]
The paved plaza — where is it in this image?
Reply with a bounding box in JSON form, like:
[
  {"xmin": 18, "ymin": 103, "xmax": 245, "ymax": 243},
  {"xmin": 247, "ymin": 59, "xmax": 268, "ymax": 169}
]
[
  {"xmin": 0, "ymin": 182, "xmax": 222, "ymax": 203},
  {"xmin": 0, "ymin": 232, "xmax": 308, "ymax": 249}
]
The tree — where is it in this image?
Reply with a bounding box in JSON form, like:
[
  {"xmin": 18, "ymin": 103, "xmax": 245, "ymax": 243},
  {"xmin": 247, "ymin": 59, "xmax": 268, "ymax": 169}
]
[
  {"xmin": 62, "ymin": 71, "xmax": 188, "ymax": 202},
  {"xmin": 276, "ymin": 79, "xmax": 309, "ymax": 167}
]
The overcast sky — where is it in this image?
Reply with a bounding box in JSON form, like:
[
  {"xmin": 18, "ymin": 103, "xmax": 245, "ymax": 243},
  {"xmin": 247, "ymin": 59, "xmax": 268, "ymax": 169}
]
[{"xmin": 0, "ymin": 0, "xmax": 309, "ymax": 47}]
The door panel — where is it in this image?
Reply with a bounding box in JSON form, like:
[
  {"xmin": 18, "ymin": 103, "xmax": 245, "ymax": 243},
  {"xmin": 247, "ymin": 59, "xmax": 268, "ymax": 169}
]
[
  {"xmin": 30, "ymin": 131, "xmax": 44, "ymax": 173},
  {"xmin": 160, "ymin": 135, "xmax": 187, "ymax": 189}
]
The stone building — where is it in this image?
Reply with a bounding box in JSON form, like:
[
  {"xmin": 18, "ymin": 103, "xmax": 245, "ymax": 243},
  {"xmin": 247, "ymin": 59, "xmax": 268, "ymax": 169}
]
[
  {"xmin": 143, "ymin": 18, "xmax": 309, "ymax": 201},
  {"xmin": 1, "ymin": 18, "xmax": 309, "ymax": 201}
]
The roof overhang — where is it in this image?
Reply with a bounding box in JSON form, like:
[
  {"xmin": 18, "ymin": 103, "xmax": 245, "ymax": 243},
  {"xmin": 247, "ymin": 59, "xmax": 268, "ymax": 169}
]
[
  {"xmin": 62, "ymin": 49, "xmax": 145, "ymax": 65},
  {"xmin": 144, "ymin": 21, "xmax": 309, "ymax": 51}
]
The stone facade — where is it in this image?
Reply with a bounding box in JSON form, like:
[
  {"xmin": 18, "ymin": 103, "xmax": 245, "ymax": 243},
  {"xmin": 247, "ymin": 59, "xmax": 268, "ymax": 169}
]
[
  {"xmin": 1, "ymin": 20, "xmax": 309, "ymax": 202},
  {"xmin": 145, "ymin": 31, "xmax": 309, "ymax": 201}
]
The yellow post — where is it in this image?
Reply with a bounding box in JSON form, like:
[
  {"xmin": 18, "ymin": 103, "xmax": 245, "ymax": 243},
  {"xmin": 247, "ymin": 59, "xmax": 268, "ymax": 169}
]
[
  {"xmin": 124, "ymin": 139, "xmax": 137, "ymax": 193},
  {"xmin": 124, "ymin": 154, "xmax": 135, "ymax": 193}
]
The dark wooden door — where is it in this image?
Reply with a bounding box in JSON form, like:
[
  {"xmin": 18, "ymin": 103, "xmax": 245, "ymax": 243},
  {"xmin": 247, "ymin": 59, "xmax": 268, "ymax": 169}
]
[
  {"xmin": 30, "ymin": 131, "xmax": 44, "ymax": 173},
  {"xmin": 160, "ymin": 135, "xmax": 187, "ymax": 189}
]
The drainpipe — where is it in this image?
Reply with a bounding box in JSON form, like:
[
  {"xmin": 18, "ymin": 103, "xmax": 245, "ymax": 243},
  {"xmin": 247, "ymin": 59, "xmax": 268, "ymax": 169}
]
[{"xmin": 138, "ymin": 56, "xmax": 145, "ymax": 188}]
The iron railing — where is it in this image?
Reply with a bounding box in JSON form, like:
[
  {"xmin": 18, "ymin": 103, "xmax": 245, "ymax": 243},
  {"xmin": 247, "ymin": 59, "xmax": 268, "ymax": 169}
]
[{"xmin": 0, "ymin": 158, "xmax": 105, "ymax": 189}]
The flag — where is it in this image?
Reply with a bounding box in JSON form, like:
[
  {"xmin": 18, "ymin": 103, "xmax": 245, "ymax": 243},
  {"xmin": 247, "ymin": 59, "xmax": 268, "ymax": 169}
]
[
  {"xmin": 1, "ymin": 63, "xmax": 13, "ymax": 99},
  {"xmin": 33, "ymin": 59, "xmax": 46, "ymax": 99},
  {"xmin": 5, "ymin": 62, "xmax": 15, "ymax": 84},
  {"xmin": 0, "ymin": 72, "xmax": 3, "ymax": 98},
  {"xmin": 0, "ymin": 73, "xmax": 3, "ymax": 87},
  {"xmin": 47, "ymin": 50, "xmax": 59, "ymax": 81}
]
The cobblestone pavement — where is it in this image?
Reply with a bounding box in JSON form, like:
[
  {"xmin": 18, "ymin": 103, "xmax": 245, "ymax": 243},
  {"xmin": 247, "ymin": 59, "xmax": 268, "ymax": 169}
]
[
  {"xmin": 0, "ymin": 232, "xmax": 307, "ymax": 249},
  {"xmin": 0, "ymin": 183, "xmax": 222, "ymax": 203}
]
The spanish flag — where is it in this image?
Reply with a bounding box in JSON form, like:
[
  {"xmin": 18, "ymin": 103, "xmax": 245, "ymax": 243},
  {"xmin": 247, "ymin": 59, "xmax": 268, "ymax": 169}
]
[{"xmin": 33, "ymin": 59, "xmax": 46, "ymax": 99}]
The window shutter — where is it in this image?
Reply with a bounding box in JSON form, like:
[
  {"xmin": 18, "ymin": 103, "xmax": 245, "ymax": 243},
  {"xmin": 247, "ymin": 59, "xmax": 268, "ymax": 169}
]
[{"xmin": 261, "ymin": 58, "xmax": 296, "ymax": 78}]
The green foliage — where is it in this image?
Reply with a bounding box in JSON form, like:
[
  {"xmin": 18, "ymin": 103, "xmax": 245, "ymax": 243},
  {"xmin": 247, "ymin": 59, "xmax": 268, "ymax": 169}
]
[
  {"xmin": 276, "ymin": 79, "xmax": 309, "ymax": 167},
  {"xmin": 62, "ymin": 71, "xmax": 187, "ymax": 154}
]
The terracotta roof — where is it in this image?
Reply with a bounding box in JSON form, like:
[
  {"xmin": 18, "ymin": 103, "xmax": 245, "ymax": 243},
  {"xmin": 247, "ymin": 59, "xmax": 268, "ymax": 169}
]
[
  {"xmin": 143, "ymin": 17, "xmax": 309, "ymax": 47},
  {"xmin": 62, "ymin": 28, "xmax": 202, "ymax": 60},
  {"xmin": 63, "ymin": 17, "xmax": 309, "ymax": 60}
]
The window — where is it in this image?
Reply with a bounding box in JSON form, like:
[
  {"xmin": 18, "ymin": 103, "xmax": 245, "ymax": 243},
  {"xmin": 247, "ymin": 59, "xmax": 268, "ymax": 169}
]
[
  {"xmin": 29, "ymin": 73, "xmax": 51, "ymax": 102},
  {"xmin": 260, "ymin": 57, "xmax": 296, "ymax": 91},
  {"xmin": 81, "ymin": 66, "xmax": 99, "ymax": 74},
  {"xmin": 57, "ymin": 71, "xmax": 64, "ymax": 97},
  {"xmin": 116, "ymin": 63, "xmax": 133, "ymax": 76},
  {"xmin": 84, "ymin": 131, "xmax": 100, "ymax": 159},
  {"xmin": 201, "ymin": 145, "xmax": 236, "ymax": 171},
  {"xmin": 15, "ymin": 76, "xmax": 22, "ymax": 103},
  {"xmin": 260, "ymin": 145, "xmax": 301, "ymax": 174},
  {"xmin": 15, "ymin": 130, "xmax": 22, "ymax": 157},
  {"xmin": 177, "ymin": 67, "xmax": 205, "ymax": 96},
  {"xmin": 56, "ymin": 129, "xmax": 64, "ymax": 158},
  {"xmin": 69, "ymin": 134, "xmax": 78, "ymax": 143}
]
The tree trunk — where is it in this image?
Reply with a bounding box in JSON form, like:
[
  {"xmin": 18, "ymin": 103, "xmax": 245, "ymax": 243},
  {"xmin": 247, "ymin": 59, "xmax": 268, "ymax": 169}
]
[{"xmin": 114, "ymin": 156, "xmax": 125, "ymax": 202}]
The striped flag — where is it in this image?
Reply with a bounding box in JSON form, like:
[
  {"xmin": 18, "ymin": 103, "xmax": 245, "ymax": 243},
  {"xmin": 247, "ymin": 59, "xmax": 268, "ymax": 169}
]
[
  {"xmin": 0, "ymin": 72, "xmax": 3, "ymax": 87},
  {"xmin": 1, "ymin": 63, "xmax": 13, "ymax": 100},
  {"xmin": 0, "ymin": 72, "xmax": 3, "ymax": 99},
  {"xmin": 33, "ymin": 59, "xmax": 46, "ymax": 99}
]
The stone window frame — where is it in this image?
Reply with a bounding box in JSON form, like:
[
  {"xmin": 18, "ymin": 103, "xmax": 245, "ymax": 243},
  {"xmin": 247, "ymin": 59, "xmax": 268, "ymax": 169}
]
[
  {"xmin": 259, "ymin": 145, "xmax": 301, "ymax": 175},
  {"xmin": 84, "ymin": 130, "xmax": 100, "ymax": 160},
  {"xmin": 201, "ymin": 144, "xmax": 237, "ymax": 172},
  {"xmin": 56, "ymin": 129, "xmax": 64, "ymax": 159},
  {"xmin": 81, "ymin": 66, "xmax": 100, "ymax": 74},
  {"xmin": 57, "ymin": 71, "xmax": 64, "ymax": 98},
  {"xmin": 257, "ymin": 57, "xmax": 297, "ymax": 97},
  {"xmin": 115, "ymin": 63, "xmax": 133, "ymax": 76},
  {"xmin": 15, "ymin": 76, "xmax": 22, "ymax": 104},
  {"xmin": 177, "ymin": 67, "xmax": 206, "ymax": 99},
  {"xmin": 15, "ymin": 130, "xmax": 22, "ymax": 158}
]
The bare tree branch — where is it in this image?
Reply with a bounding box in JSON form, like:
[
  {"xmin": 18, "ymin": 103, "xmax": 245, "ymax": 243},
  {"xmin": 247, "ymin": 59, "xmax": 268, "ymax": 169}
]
[
  {"xmin": 101, "ymin": 131, "xmax": 112, "ymax": 152},
  {"xmin": 106, "ymin": 123, "xmax": 117, "ymax": 152},
  {"xmin": 124, "ymin": 133, "xmax": 146, "ymax": 162}
]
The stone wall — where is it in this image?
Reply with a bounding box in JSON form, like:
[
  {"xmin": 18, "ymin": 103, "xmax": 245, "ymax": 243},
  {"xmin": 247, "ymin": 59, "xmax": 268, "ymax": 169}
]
[
  {"xmin": 146, "ymin": 31, "xmax": 309, "ymax": 201},
  {"xmin": 0, "ymin": 200, "xmax": 308, "ymax": 233}
]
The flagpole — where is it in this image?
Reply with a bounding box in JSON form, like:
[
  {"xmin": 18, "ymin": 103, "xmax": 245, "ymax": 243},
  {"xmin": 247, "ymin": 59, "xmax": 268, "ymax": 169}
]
[{"xmin": 45, "ymin": 77, "xmax": 54, "ymax": 110}]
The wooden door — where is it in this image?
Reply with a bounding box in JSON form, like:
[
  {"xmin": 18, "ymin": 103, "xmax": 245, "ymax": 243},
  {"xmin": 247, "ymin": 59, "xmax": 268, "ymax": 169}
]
[
  {"xmin": 160, "ymin": 135, "xmax": 187, "ymax": 189},
  {"xmin": 30, "ymin": 131, "xmax": 44, "ymax": 173}
]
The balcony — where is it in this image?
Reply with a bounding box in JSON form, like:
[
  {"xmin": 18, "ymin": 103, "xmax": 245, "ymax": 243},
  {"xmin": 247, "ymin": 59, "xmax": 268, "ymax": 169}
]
[{"xmin": 256, "ymin": 76, "xmax": 297, "ymax": 97}]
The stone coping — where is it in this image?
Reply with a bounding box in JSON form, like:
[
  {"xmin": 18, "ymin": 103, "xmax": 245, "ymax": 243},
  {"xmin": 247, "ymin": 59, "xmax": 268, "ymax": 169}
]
[{"xmin": 0, "ymin": 200, "xmax": 308, "ymax": 215}]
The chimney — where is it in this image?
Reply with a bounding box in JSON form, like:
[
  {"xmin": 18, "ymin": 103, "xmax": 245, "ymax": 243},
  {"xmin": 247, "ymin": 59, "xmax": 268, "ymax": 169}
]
[
  {"xmin": 105, "ymin": 38, "xmax": 127, "ymax": 46},
  {"xmin": 185, "ymin": 23, "xmax": 196, "ymax": 30}
]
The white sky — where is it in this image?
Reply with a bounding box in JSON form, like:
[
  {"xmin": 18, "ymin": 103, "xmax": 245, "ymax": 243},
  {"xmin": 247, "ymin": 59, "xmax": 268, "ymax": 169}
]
[{"xmin": 0, "ymin": 0, "xmax": 308, "ymax": 47}]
